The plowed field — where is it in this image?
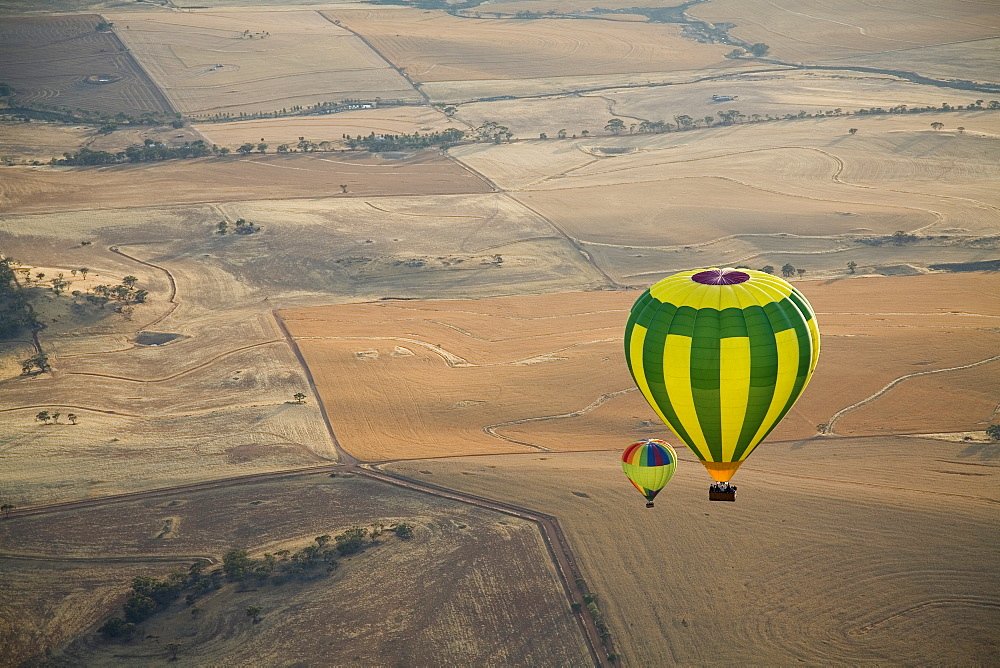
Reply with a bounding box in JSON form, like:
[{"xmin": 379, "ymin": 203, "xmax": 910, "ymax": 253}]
[{"xmin": 0, "ymin": 14, "xmax": 173, "ymax": 116}]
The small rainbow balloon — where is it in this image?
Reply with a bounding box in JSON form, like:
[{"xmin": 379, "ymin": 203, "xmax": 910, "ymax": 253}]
[{"xmin": 621, "ymin": 439, "xmax": 677, "ymax": 508}]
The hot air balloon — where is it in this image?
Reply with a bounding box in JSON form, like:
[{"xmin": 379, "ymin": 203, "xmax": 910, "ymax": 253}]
[
  {"xmin": 621, "ymin": 438, "xmax": 677, "ymax": 508},
  {"xmin": 624, "ymin": 268, "xmax": 820, "ymax": 501}
]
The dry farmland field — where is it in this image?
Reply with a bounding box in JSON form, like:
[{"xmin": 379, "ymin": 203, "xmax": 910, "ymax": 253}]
[
  {"xmin": 0, "ymin": 472, "xmax": 590, "ymax": 665},
  {"xmin": 281, "ymin": 272, "xmax": 1000, "ymax": 462},
  {"xmin": 387, "ymin": 437, "xmax": 1000, "ymax": 665},
  {"xmin": 689, "ymin": 0, "xmax": 1000, "ymax": 82},
  {"xmin": 452, "ymin": 111, "xmax": 1000, "ymax": 282},
  {"xmin": 453, "ymin": 71, "xmax": 987, "ymax": 139},
  {"xmin": 0, "ymin": 151, "xmax": 490, "ymax": 212},
  {"xmin": 0, "ymin": 14, "xmax": 174, "ymax": 116},
  {"xmin": 324, "ymin": 8, "xmax": 749, "ymax": 100},
  {"xmin": 109, "ymin": 10, "xmax": 421, "ymax": 116},
  {"xmin": 194, "ymin": 105, "xmax": 459, "ymax": 148}
]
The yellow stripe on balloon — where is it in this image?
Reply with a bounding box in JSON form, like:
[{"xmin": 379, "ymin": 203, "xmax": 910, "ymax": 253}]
[
  {"xmin": 663, "ymin": 334, "xmax": 711, "ymax": 461},
  {"xmin": 629, "ymin": 324, "xmax": 677, "ymax": 433},
  {"xmin": 719, "ymin": 336, "xmax": 751, "ymax": 461},
  {"xmin": 744, "ymin": 327, "xmax": 800, "ymax": 459}
]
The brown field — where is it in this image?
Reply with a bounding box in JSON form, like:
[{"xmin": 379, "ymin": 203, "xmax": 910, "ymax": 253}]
[
  {"xmin": 193, "ymin": 105, "xmax": 459, "ymax": 147},
  {"xmin": 324, "ymin": 9, "xmax": 738, "ymax": 84},
  {"xmin": 690, "ymin": 0, "xmax": 1000, "ymax": 81},
  {"xmin": 387, "ymin": 436, "xmax": 1000, "ymax": 665},
  {"xmin": 281, "ymin": 273, "xmax": 1000, "ymax": 461},
  {"xmin": 108, "ymin": 10, "xmax": 421, "ymax": 116},
  {"xmin": 0, "ymin": 151, "xmax": 490, "ymax": 213},
  {"xmin": 450, "ymin": 111, "xmax": 1000, "ymax": 281},
  {"xmin": 0, "ymin": 191, "xmax": 597, "ymax": 504},
  {"xmin": 0, "ymin": 14, "xmax": 174, "ymax": 116},
  {"xmin": 0, "ymin": 472, "xmax": 589, "ymax": 665}
]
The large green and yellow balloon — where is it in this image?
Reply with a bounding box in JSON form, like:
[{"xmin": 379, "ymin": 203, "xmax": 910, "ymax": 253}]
[{"xmin": 625, "ymin": 268, "xmax": 820, "ymax": 483}]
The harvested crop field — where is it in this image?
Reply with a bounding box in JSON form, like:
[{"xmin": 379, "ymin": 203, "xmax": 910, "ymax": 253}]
[
  {"xmin": 194, "ymin": 105, "xmax": 458, "ymax": 148},
  {"xmin": 0, "ymin": 472, "xmax": 589, "ymax": 665},
  {"xmin": 454, "ymin": 71, "xmax": 985, "ymax": 139},
  {"xmin": 282, "ymin": 273, "xmax": 1000, "ymax": 462},
  {"xmin": 450, "ymin": 111, "xmax": 1000, "ymax": 281},
  {"xmin": 388, "ymin": 436, "xmax": 1000, "ymax": 665},
  {"xmin": 690, "ymin": 0, "xmax": 1000, "ymax": 81},
  {"xmin": 0, "ymin": 152, "xmax": 490, "ymax": 213},
  {"xmin": 324, "ymin": 9, "xmax": 736, "ymax": 83},
  {"xmin": 0, "ymin": 14, "xmax": 173, "ymax": 116},
  {"xmin": 108, "ymin": 10, "xmax": 420, "ymax": 116}
]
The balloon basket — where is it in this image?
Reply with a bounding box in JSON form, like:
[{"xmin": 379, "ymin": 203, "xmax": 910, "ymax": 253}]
[
  {"xmin": 709, "ymin": 489, "xmax": 736, "ymax": 502},
  {"xmin": 645, "ymin": 501, "xmax": 655, "ymax": 508}
]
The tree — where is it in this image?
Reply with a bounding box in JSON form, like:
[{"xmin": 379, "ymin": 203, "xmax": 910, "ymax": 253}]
[
  {"xmin": 238, "ymin": 143, "xmax": 254, "ymax": 155},
  {"xmin": 1, "ymin": 504, "xmax": 14, "ymax": 519},
  {"xmin": 847, "ymin": 261, "xmax": 857, "ymax": 274},
  {"xmin": 392, "ymin": 522, "xmax": 414, "ymax": 539},
  {"xmin": 50, "ymin": 411, "xmax": 61, "ymax": 424},
  {"xmin": 931, "ymin": 122, "xmax": 944, "ymax": 131},
  {"xmin": 580, "ymin": 130, "xmax": 590, "ymax": 137},
  {"xmin": 293, "ymin": 392, "xmax": 306, "ymax": 404},
  {"xmin": 443, "ymin": 105, "xmax": 457, "ymax": 117},
  {"xmin": 98, "ymin": 617, "xmax": 136, "ymax": 639},
  {"xmin": 604, "ymin": 118, "xmax": 626, "ymax": 135},
  {"xmin": 68, "ymin": 413, "xmax": 78, "ymax": 425},
  {"xmin": 796, "ymin": 268, "xmax": 806, "ymax": 278},
  {"xmin": 80, "ymin": 267, "xmax": 89, "ymax": 279},
  {"xmin": 675, "ymin": 114, "xmax": 694, "ymax": 130},
  {"xmin": 704, "ymin": 115, "xmax": 714, "ymax": 127},
  {"xmin": 957, "ymin": 127, "xmax": 965, "ymax": 134},
  {"xmin": 748, "ymin": 43, "xmax": 769, "ymax": 57},
  {"xmin": 36, "ymin": 410, "xmax": 51, "ymax": 424},
  {"xmin": 277, "ymin": 144, "xmax": 289, "ymax": 153},
  {"xmin": 223, "ymin": 548, "xmax": 254, "ymax": 580},
  {"xmin": 760, "ymin": 265, "xmax": 775, "ymax": 275},
  {"xmin": 217, "ymin": 221, "xmax": 228, "ymax": 234},
  {"xmin": 848, "ymin": 128, "xmax": 858, "ymax": 135},
  {"xmin": 246, "ymin": 605, "xmax": 263, "ymax": 624},
  {"xmin": 986, "ymin": 424, "xmax": 1000, "ymax": 441},
  {"xmin": 122, "ymin": 276, "xmax": 138, "ymax": 289},
  {"xmin": 781, "ymin": 263, "xmax": 795, "ymax": 277},
  {"xmin": 257, "ymin": 142, "xmax": 268, "ymax": 153},
  {"xmin": 539, "ymin": 132, "xmax": 547, "ymax": 139},
  {"xmin": 557, "ymin": 129, "xmax": 567, "ymax": 139}
]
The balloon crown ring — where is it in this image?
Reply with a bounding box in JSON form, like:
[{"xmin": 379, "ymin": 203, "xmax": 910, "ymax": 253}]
[{"xmin": 691, "ymin": 268, "xmax": 750, "ymax": 285}]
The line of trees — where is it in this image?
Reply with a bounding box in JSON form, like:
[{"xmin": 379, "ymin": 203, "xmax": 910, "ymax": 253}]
[
  {"xmin": 344, "ymin": 128, "xmax": 466, "ymax": 150},
  {"xmin": 0, "ymin": 257, "xmax": 41, "ymax": 339},
  {"xmin": 54, "ymin": 140, "xmax": 215, "ymax": 166}
]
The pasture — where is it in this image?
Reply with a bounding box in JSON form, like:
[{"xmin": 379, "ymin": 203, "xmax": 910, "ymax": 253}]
[
  {"xmin": 194, "ymin": 105, "xmax": 458, "ymax": 148},
  {"xmin": 0, "ymin": 152, "xmax": 490, "ymax": 213},
  {"xmin": 108, "ymin": 10, "xmax": 421, "ymax": 116},
  {"xmin": 0, "ymin": 473, "xmax": 589, "ymax": 665},
  {"xmin": 0, "ymin": 14, "xmax": 173, "ymax": 116},
  {"xmin": 388, "ymin": 436, "xmax": 1000, "ymax": 665},
  {"xmin": 282, "ymin": 273, "xmax": 1000, "ymax": 462}
]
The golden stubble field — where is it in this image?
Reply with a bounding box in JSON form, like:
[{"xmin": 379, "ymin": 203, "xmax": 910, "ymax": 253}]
[
  {"xmin": 455, "ymin": 71, "xmax": 993, "ymax": 139},
  {"xmin": 387, "ymin": 435, "xmax": 1000, "ymax": 665},
  {"xmin": 193, "ymin": 105, "xmax": 460, "ymax": 148},
  {"xmin": 690, "ymin": 0, "xmax": 1000, "ymax": 82},
  {"xmin": 108, "ymin": 10, "xmax": 421, "ymax": 116},
  {"xmin": 450, "ymin": 111, "xmax": 1000, "ymax": 282},
  {"xmin": 323, "ymin": 8, "xmax": 752, "ymax": 101},
  {"xmin": 0, "ymin": 473, "xmax": 590, "ymax": 665},
  {"xmin": 281, "ymin": 273, "xmax": 1000, "ymax": 462}
]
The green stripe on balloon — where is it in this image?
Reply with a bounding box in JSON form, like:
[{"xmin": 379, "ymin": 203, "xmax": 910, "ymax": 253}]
[
  {"xmin": 690, "ymin": 307, "xmax": 722, "ymax": 461},
  {"xmin": 734, "ymin": 304, "xmax": 779, "ymax": 458}
]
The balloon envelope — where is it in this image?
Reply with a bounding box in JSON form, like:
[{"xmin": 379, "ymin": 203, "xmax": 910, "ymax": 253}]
[
  {"xmin": 621, "ymin": 438, "xmax": 677, "ymax": 502},
  {"xmin": 625, "ymin": 268, "xmax": 820, "ymax": 482}
]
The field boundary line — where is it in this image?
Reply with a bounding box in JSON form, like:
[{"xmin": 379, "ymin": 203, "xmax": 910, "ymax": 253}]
[
  {"xmin": 317, "ymin": 10, "xmax": 432, "ymax": 106},
  {"xmin": 360, "ymin": 465, "xmax": 612, "ymax": 667},
  {"xmin": 272, "ymin": 309, "xmax": 355, "ymax": 465},
  {"xmin": 104, "ymin": 16, "xmax": 179, "ymax": 116},
  {"xmin": 109, "ymin": 246, "xmax": 179, "ymax": 329}
]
